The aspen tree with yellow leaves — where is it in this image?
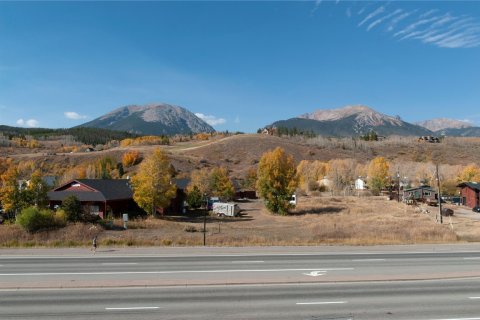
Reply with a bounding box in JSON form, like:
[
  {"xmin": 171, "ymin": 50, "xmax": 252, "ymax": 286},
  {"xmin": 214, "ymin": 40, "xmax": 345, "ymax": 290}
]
[
  {"xmin": 367, "ymin": 156, "xmax": 390, "ymax": 195},
  {"xmin": 458, "ymin": 164, "xmax": 480, "ymax": 182},
  {"xmin": 131, "ymin": 148, "xmax": 177, "ymax": 216},
  {"xmin": 256, "ymin": 147, "xmax": 298, "ymax": 215}
]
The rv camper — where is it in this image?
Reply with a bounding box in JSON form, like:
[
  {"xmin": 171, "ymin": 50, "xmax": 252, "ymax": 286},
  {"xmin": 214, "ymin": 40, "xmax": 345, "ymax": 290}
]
[{"xmin": 212, "ymin": 202, "xmax": 241, "ymax": 217}]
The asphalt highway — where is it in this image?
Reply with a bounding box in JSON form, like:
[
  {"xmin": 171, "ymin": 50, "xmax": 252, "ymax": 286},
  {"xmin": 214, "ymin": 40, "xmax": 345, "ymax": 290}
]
[
  {"xmin": 2, "ymin": 279, "xmax": 480, "ymax": 319},
  {"xmin": 2, "ymin": 248, "xmax": 480, "ymax": 288},
  {"xmin": 1, "ymin": 245, "xmax": 480, "ymax": 319}
]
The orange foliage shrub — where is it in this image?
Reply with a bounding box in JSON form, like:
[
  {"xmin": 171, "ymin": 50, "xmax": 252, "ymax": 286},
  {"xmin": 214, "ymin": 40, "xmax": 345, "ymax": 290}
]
[
  {"xmin": 194, "ymin": 133, "xmax": 210, "ymax": 141},
  {"xmin": 122, "ymin": 151, "xmax": 142, "ymax": 168}
]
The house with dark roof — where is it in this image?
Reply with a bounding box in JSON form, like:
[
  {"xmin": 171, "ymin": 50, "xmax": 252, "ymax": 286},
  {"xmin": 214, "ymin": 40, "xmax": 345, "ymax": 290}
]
[
  {"xmin": 167, "ymin": 178, "xmax": 189, "ymax": 214},
  {"xmin": 403, "ymin": 185, "xmax": 437, "ymax": 204},
  {"xmin": 457, "ymin": 182, "xmax": 480, "ymax": 209},
  {"xmin": 47, "ymin": 179, "xmax": 140, "ymax": 218}
]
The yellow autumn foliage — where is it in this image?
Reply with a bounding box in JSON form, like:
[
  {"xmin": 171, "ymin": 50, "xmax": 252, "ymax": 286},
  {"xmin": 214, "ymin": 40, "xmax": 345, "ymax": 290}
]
[{"xmin": 256, "ymin": 147, "xmax": 298, "ymax": 215}]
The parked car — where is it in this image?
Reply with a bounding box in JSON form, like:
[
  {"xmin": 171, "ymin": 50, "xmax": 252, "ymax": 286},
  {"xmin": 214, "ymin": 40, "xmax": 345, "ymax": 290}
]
[
  {"xmin": 441, "ymin": 208, "xmax": 454, "ymax": 216},
  {"xmin": 451, "ymin": 197, "xmax": 462, "ymax": 205},
  {"xmin": 472, "ymin": 206, "xmax": 480, "ymax": 213},
  {"xmin": 207, "ymin": 197, "xmax": 220, "ymax": 210},
  {"xmin": 289, "ymin": 194, "xmax": 297, "ymax": 206}
]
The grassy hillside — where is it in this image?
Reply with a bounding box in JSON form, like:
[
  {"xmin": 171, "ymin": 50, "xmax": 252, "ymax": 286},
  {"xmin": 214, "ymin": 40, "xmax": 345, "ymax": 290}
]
[{"xmin": 4, "ymin": 133, "xmax": 480, "ymax": 184}]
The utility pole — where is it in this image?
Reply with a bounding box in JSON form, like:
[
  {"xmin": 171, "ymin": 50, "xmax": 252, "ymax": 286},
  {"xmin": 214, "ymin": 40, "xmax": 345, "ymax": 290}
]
[
  {"xmin": 203, "ymin": 193, "xmax": 207, "ymax": 246},
  {"xmin": 397, "ymin": 170, "xmax": 400, "ymax": 202},
  {"xmin": 436, "ymin": 163, "xmax": 443, "ymax": 224}
]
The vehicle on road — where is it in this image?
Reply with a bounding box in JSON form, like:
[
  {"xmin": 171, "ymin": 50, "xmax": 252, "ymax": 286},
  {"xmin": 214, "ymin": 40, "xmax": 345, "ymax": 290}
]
[{"xmin": 473, "ymin": 206, "xmax": 480, "ymax": 213}]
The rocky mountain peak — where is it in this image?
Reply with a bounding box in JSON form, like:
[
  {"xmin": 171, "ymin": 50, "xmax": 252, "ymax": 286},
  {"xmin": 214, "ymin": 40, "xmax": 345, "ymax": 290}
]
[
  {"xmin": 299, "ymin": 105, "xmax": 404, "ymax": 127},
  {"xmin": 415, "ymin": 118, "xmax": 473, "ymax": 132},
  {"xmin": 79, "ymin": 103, "xmax": 215, "ymax": 135}
]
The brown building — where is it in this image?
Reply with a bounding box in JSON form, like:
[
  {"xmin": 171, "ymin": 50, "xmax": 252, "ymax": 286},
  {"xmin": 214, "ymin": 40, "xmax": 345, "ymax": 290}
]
[
  {"xmin": 457, "ymin": 182, "xmax": 480, "ymax": 209},
  {"xmin": 48, "ymin": 179, "xmax": 140, "ymax": 218},
  {"xmin": 403, "ymin": 185, "xmax": 438, "ymax": 204}
]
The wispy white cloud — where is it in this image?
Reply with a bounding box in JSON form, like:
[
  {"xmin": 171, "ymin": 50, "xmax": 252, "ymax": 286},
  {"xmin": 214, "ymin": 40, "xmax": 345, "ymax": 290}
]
[
  {"xmin": 311, "ymin": 0, "xmax": 322, "ymax": 14},
  {"xmin": 394, "ymin": 16, "xmax": 442, "ymax": 38},
  {"xmin": 367, "ymin": 9, "xmax": 403, "ymax": 32},
  {"xmin": 195, "ymin": 113, "xmax": 226, "ymax": 126},
  {"xmin": 387, "ymin": 10, "xmax": 416, "ymax": 32},
  {"xmin": 346, "ymin": 7, "xmax": 352, "ymax": 18},
  {"xmin": 358, "ymin": 6, "xmax": 367, "ymax": 16},
  {"xmin": 234, "ymin": 116, "xmax": 240, "ymax": 124},
  {"xmin": 402, "ymin": 15, "xmax": 480, "ymax": 48},
  {"xmin": 420, "ymin": 9, "xmax": 439, "ymax": 19},
  {"xmin": 358, "ymin": 6, "xmax": 386, "ymax": 27},
  {"xmin": 16, "ymin": 118, "xmax": 39, "ymax": 128},
  {"xmin": 355, "ymin": 4, "xmax": 480, "ymax": 49},
  {"xmin": 64, "ymin": 111, "xmax": 88, "ymax": 120}
]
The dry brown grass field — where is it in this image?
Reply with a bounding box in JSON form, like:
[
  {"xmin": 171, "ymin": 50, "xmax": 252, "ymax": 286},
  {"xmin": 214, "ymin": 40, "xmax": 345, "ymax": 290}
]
[{"xmin": 0, "ymin": 196, "xmax": 466, "ymax": 248}]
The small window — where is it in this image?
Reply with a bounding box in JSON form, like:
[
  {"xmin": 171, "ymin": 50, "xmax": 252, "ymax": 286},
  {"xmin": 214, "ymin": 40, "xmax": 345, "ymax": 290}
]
[{"xmin": 72, "ymin": 183, "xmax": 81, "ymax": 187}]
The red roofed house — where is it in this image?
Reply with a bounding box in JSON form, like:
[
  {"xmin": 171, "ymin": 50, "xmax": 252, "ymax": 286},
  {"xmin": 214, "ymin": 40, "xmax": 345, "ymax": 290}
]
[
  {"xmin": 47, "ymin": 179, "xmax": 140, "ymax": 218},
  {"xmin": 457, "ymin": 182, "xmax": 480, "ymax": 209}
]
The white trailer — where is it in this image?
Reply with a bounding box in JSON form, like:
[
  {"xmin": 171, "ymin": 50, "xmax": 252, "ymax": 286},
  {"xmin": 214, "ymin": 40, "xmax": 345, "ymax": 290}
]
[{"xmin": 212, "ymin": 202, "xmax": 241, "ymax": 217}]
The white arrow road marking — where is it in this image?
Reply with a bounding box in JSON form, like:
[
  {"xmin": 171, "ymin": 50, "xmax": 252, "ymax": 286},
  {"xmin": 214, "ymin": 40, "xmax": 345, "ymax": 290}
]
[
  {"xmin": 106, "ymin": 307, "xmax": 161, "ymax": 311},
  {"xmin": 303, "ymin": 271, "xmax": 327, "ymax": 277},
  {"xmin": 296, "ymin": 301, "xmax": 347, "ymax": 305}
]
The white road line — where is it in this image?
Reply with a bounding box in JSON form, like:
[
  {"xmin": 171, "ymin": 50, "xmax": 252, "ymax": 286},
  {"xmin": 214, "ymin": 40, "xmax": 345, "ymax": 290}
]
[
  {"xmin": 352, "ymin": 259, "xmax": 386, "ymax": 262},
  {"xmin": 296, "ymin": 301, "xmax": 346, "ymax": 305},
  {"xmin": 105, "ymin": 307, "xmax": 161, "ymax": 311},
  {"xmin": 231, "ymin": 261, "xmax": 265, "ymax": 264},
  {"xmin": 464, "ymin": 257, "xmax": 480, "ymax": 260},
  {"xmin": 469, "ymin": 296, "xmax": 480, "ymax": 299},
  {"xmin": 101, "ymin": 263, "xmax": 139, "ymax": 266},
  {"xmin": 430, "ymin": 318, "xmax": 480, "ymax": 320},
  {"xmin": 2, "ymin": 250, "xmax": 480, "ymax": 259},
  {"xmin": 0, "ymin": 267, "xmax": 353, "ymax": 277}
]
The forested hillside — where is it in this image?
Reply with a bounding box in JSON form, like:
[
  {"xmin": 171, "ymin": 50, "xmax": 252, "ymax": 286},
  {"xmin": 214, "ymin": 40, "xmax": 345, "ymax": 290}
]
[{"xmin": 0, "ymin": 126, "xmax": 137, "ymax": 145}]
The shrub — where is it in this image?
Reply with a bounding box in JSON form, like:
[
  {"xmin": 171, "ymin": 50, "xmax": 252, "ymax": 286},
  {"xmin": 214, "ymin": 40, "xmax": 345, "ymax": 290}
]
[
  {"xmin": 186, "ymin": 185, "xmax": 203, "ymax": 209},
  {"xmin": 16, "ymin": 207, "xmax": 56, "ymax": 233},
  {"xmin": 61, "ymin": 195, "xmax": 82, "ymax": 222},
  {"xmin": 122, "ymin": 150, "xmax": 142, "ymax": 168},
  {"xmin": 54, "ymin": 209, "xmax": 67, "ymax": 227},
  {"xmin": 307, "ymin": 180, "xmax": 320, "ymax": 192},
  {"xmin": 184, "ymin": 225, "xmax": 197, "ymax": 232}
]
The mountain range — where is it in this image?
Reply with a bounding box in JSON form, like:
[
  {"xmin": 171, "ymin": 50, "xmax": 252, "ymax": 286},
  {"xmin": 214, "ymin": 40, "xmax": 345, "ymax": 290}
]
[
  {"xmin": 270, "ymin": 105, "xmax": 480, "ymax": 137},
  {"xmin": 2, "ymin": 103, "xmax": 479, "ymax": 138},
  {"xmin": 78, "ymin": 104, "xmax": 215, "ymax": 136},
  {"xmin": 414, "ymin": 118, "xmax": 472, "ymax": 132}
]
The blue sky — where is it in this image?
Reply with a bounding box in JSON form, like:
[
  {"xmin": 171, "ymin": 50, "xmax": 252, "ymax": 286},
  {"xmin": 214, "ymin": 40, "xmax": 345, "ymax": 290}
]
[{"xmin": 1, "ymin": 1, "xmax": 479, "ymax": 133}]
